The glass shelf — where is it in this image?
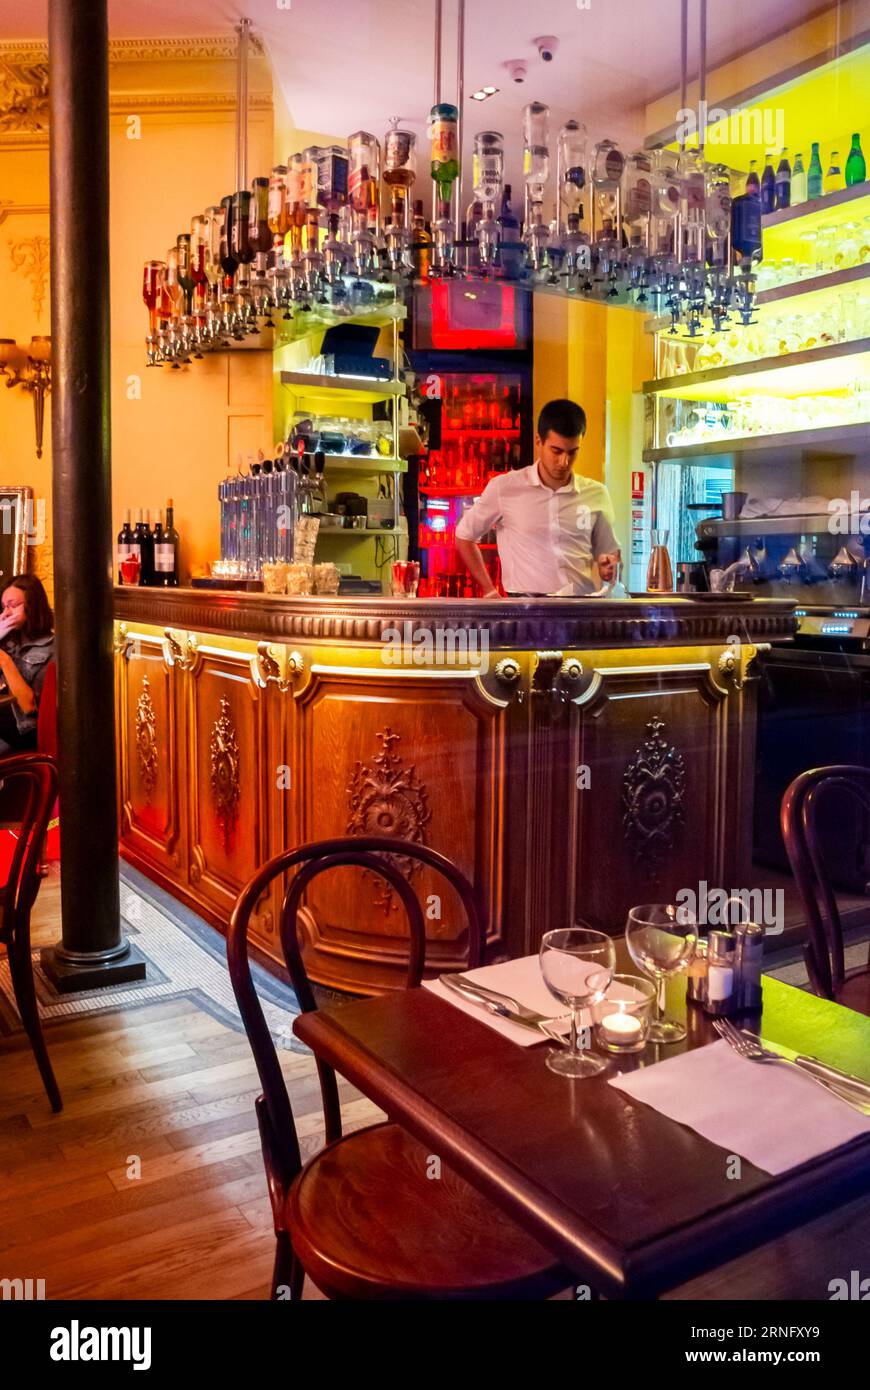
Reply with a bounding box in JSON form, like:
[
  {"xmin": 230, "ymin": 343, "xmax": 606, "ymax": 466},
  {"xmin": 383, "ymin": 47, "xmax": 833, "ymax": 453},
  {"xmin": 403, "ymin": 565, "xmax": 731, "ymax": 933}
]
[
  {"xmin": 643, "ymin": 337, "xmax": 870, "ymax": 401},
  {"xmin": 280, "ymin": 370, "xmax": 406, "ymax": 403}
]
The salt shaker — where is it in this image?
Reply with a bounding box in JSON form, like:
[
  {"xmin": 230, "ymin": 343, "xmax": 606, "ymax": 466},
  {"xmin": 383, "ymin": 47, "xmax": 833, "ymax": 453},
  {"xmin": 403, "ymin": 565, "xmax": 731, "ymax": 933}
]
[
  {"xmin": 704, "ymin": 931, "xmax": 737, "ymax": 1017},
  {"xmin": 734, "ymin": 921, "xmax": 764, "ymax": 1012}
]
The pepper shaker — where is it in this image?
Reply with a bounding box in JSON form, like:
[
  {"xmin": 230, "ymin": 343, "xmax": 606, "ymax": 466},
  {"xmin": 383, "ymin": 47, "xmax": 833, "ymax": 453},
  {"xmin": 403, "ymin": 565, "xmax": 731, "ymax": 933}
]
[{"xmin": 734, "ymin": 921, "xmax": 764, "ymax": 1012}]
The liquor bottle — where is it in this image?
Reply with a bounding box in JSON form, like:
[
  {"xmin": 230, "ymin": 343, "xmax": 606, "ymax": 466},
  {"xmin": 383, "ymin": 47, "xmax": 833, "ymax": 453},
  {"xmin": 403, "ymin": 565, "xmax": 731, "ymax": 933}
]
[
  {"xmin": 846, "ymin": 133, "xmax": 866, "ymax": 187},
  {"xmin": 790, "ymin": 152, "xmax": 807, "ymax": 205},
  {"xmin": 759, "ymin": 153, "xmax": 776, "ymax": 214},
  {"xmin": 430, "ymin": 103, "xmax": 460, "ymax": 214},
  {"xmin": 134, "ymin": 509, "xmax": 154, "ymax": 585},
  {"xmin": 825, "ymin": 151, "xmax": 845, "ymax": 193},
  {"xmin": 744, "ymin": 160, "xmax": 760, "ymax": 196},
  {"xmin": 807, "ymin": 143, "xmax": 824, "ymax": 199},
  {"xmin": 730, "ymin": 192, "xmax": 762, "ymax": 262},
  {"xmin": 176, "ymin": 233, "xmax": 193, "ymax": 313},
  {"xmin": 117, "ymin": 510, "xmax": 134, "ymax": 582},
  {"xmin": 774, "ymin": 148, "xmax": 791, "ymax": 209},
  {"xmin": 158, "ymin": 499, "xmax": 180, "ymax": 587},
  {"xmin": 497, "ymin": 185, "xmax": 524, "ymax": 278},
  {"xmin": 411, "ymin": 200, "xmax": 431, "ymax": 279}
]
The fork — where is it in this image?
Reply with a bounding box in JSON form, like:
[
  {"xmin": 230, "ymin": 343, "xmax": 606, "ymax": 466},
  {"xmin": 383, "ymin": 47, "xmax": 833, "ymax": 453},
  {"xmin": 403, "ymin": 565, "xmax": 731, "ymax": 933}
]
[{"xmin": 713, "ymin": 1018, "xmax": 870, "ymax": 1115}]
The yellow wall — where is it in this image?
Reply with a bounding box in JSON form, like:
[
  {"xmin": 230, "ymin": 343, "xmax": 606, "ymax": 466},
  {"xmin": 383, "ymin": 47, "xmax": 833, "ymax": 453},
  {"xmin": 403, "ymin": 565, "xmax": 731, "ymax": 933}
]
[
  {"xmin": 533, "ymin": 295, "xmax": 653, "ymax": 548},
  {"xmin": 0, "ymin": 39, "xmax": 276, "ymax": 588}
]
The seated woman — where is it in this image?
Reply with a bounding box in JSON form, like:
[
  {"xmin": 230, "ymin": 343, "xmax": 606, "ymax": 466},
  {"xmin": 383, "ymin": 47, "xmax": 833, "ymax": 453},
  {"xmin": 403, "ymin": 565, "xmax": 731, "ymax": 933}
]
[{"xmin": 0, "ymin": 574, "xmax": 54, "ymax": 755}]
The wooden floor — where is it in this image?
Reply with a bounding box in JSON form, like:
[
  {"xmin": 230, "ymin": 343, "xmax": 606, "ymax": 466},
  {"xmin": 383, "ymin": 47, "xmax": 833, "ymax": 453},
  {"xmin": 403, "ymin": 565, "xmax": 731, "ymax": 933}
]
[
  {"xmin": 3, "ymin": 872, "xmax": 870, "ymax": 1302},
  {"xmin": 0, "ymin": 873, "xmax": 372, "ymax": 1300}
]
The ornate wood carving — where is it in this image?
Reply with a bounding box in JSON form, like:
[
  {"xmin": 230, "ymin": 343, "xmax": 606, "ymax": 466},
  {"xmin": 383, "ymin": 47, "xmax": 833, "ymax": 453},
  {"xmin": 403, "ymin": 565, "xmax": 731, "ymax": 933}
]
[
  {"xmin": 0, "ymin": 60, "xmax": 49, "ymax": 133},
  {"xmin": 622, "ymin": 716, "xmax": 687, "ymax": 878},
  {"xmin": 114, "ymin": 587, "xmax": 798, "ymax": 652},
  {"xmin": 8, "ymin": 235, "xmax": 50, "ymax": 316},
  {"xmin": 209, "ymin": 697, "xmax": 241, "ymax": 850},
  {"xmin": 135, "ymin": 675, "xmax": 158, "ymax": 805},
  {"xmin": 346, "ymin": 727, "xmax": 431, "ymax": 914}
]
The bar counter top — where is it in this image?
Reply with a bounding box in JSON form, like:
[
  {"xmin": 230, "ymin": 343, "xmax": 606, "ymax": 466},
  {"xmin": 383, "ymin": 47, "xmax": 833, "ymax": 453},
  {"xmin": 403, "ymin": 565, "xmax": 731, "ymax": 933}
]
[{"xmin": 114, "ymin": 585, "xmax": 797, "ymax": 649}]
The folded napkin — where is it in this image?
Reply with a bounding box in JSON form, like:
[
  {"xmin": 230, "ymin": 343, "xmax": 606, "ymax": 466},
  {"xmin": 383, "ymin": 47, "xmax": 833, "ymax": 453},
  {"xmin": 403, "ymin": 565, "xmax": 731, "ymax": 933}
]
[
  {"xmin": 609, "ymin": 1039, "xmax": 870, "ymax": 1175},
  {"xmin": 423, "ymin": 955, "xmax": 572, "ymax": 1047}
]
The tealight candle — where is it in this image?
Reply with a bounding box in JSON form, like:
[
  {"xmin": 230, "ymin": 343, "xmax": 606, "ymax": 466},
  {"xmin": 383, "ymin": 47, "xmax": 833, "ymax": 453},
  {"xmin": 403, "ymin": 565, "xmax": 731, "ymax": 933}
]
[{"xmin": 600, "ymin": 1011, "xmax": 643, "ymax": 1044}]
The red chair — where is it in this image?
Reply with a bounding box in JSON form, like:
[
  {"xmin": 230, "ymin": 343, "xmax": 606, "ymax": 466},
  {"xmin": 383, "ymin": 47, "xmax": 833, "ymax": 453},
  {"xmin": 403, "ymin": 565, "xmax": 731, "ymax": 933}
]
[
  {"xmin": 36, "ymin": 661, "xmax": 59, "ymax": 864},
  {"xmin": 0, "ymin": 752, "xmax": 62, "ymax": 1111},
  {"xmin": 228, "ymin": 836, "xmax": 568, "ymax": 1301},
  {"xmin": 781, "ymin": 765, "xmax": 870, "ymax": 1016}
]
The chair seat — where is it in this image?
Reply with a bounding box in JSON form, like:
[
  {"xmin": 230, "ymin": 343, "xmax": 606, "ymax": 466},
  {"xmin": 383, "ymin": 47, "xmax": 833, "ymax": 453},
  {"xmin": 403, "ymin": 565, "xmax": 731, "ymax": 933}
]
[
  {"xmin": 286, "ymin": 1121, "xmax": 569, "ymax": 1300},
  {"xmin": 836, "ymin": 967, "xmax": 870, "ymax": 1018}
]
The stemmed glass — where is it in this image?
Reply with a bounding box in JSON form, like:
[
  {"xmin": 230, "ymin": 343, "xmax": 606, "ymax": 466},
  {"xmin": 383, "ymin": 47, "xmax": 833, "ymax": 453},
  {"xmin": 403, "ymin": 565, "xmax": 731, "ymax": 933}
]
[
  {"xmin": 625, "ymin": 904, "xmax": 697, "ymax": 1044},
  {"xmin": 540, "ymin": 927, "xmax": 615, "ymax": 1078}
]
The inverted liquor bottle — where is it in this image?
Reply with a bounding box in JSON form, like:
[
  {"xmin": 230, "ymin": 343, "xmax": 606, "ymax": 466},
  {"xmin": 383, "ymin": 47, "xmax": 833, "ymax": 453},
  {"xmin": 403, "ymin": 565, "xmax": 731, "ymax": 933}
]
[
  {"xmin": 523, "ymin": 101, "xmax": 551, "ymax": 270},
  {"xmin": 176, "ymin": 233, "xmax": 194, "ymax": 314},
  {"xmin": 473, "ymin": 130, "xmax": 504, "ymax": 269},
  {"xmin": 591, "ymin": 138, "xmax": 625, "ymax": 284},
  {"xmin": 622, "ymin": 151, "xmax": 652, "ymax": 282},
  {"xmin": 142, "ymin": 259, "xmax": 164, "ymax": 345},
  {"xmin": 383, "ymin": 126, "xmax": 416, "ymax": 270}
]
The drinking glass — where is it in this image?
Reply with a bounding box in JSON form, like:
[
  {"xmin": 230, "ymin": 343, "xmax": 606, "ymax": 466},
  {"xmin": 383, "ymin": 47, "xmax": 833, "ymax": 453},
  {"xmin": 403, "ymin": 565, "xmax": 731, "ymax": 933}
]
[
  {"xmin": 539, "ymin": 927, "xmax": 615, "ymax": 1078},
  {"xmin": 625, "ymin": 904, "xmax": 697, "ymax": 1044}
]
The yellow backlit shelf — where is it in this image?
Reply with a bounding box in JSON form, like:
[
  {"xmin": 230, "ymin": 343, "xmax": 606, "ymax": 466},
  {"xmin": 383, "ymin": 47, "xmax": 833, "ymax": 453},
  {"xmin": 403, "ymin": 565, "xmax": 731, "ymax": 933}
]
[
  {"xmin": 318, "ymin": 454, "xmax": 408, "ymax": 475},
  {"xmin": 762, "ymin": 181, "xmax": 870, "ymax": 233},
  {"xmin": 756, "ymin": 261, "xmax": 870, "ymax": 307},
  {"xmin": 643, "ymin": 422, "xmax": 870, "ymax": 466},
  {"xmin": 643, "ymin": 337, "xmax": 870, "ymax": 402},
  {"xmin": 280, "ymin": 370, "xmax": 406, "ymax": 403},
  {"xmin": 274, "ymin": 301, "xmax": 407, "ymax": 343}
]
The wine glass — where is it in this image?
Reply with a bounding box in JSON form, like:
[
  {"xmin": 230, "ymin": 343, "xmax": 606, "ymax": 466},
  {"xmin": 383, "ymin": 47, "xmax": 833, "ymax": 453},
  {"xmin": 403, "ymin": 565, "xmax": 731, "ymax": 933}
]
[
  {"xmin": 625, "ymin": 904, "xmax": 697, "ymax": 1044},
  {"xmin": 539, "ymin": 927, "xmax": 615, "ymax": 1078}
]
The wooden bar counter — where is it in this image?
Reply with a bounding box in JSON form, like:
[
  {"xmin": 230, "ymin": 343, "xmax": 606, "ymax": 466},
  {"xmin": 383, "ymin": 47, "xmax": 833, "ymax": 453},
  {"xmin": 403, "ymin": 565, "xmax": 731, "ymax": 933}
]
[{"xmin": 113, "ymin": 588, "xmax": 796, "ymax": 994}]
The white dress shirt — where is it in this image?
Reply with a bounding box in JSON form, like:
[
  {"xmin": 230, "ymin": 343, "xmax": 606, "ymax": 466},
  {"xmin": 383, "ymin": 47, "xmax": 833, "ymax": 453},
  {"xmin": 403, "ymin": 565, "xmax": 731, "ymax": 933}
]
[{"xmin": 455, "ymin": 463, "xmax": 620, "ymax": 595}]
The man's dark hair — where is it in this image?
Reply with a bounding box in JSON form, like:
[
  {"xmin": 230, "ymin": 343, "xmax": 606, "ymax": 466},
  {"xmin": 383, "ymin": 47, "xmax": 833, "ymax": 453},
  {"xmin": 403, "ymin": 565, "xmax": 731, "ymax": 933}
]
[
  {"xmin": 537, "ymin": 399, "xmax": 586, "ymax": 442},
  {"xmin": 2, "ymin": 573, "xmax": 54, "ymax": 641}
]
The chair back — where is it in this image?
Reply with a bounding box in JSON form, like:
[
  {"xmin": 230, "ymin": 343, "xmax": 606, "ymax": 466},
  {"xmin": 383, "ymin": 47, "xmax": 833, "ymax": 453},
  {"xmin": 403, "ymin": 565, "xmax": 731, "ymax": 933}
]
[
  {"xmin": 0, "ymin": 752, "xmax": 58, "ymax": 942},
  {"xmin": 37, "ymin": 661, "xmax": 58, "ymax": 759},
  {"xmin": 227, "ymin": 836, "xmax": 486, "ymax": 1199},
  {"xmin": 781, "ymin": 765, "xmax": 870, "ymax": 999}
]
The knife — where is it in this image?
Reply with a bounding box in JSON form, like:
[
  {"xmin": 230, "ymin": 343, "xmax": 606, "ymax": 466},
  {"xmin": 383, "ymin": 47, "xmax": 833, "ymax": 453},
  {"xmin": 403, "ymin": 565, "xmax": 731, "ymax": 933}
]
[{"xmin": 438, "ymin": 972, "xmax": 559, "ymax": 1035}]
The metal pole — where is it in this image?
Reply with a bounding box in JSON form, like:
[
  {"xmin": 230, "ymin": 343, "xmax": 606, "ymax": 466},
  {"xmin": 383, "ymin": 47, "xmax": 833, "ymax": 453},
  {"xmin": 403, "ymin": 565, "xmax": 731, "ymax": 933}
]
[
  {"xmin": 454, "ymin": 0, "xmax": 465, "ymax": 241},
  {"xmin": 679, "ymin": 0, "xmax": 688, "ymax": 151},
  {"xmin": 699, "ymin": 0, "xmax": 707, "ymax": 153},
  {"xmin": 432, "ymin": 0, "xmax": 442, "ymax": 223},
  {"xmin": 237, "ymin": 19, "xmax": 250, "ymax": 190},
  {"xmin": 42, "ymin": 0, "xmax": 145, "ymax": 992}
]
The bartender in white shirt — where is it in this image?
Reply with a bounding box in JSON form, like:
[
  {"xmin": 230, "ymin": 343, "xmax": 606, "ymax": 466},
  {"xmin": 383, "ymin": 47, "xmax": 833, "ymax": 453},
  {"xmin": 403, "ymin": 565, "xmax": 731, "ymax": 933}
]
[{"xmin": 455, "ymin": 398, "xmax": 621, "ymax": 597}]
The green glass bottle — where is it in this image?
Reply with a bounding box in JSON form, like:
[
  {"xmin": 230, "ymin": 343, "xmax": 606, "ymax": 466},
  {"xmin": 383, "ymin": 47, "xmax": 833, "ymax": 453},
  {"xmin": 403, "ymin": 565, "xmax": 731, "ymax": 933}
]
[
  {"xmin": 807, "ymin": 142, "xmax": 823, "ymax": 200},
  {"xmin": 429, "ymin": 103, "xmax": 459, "ymax": 211},
  {"xmin": 845, "ymin": 133, "xmax": 866, "ymax": 187}
]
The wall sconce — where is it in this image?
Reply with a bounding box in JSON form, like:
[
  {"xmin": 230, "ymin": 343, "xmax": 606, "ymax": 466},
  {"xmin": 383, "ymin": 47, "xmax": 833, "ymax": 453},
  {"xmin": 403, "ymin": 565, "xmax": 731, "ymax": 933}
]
[{"xmin": 0, "ymin": 336, "xmax": 52, "ymax": 459}]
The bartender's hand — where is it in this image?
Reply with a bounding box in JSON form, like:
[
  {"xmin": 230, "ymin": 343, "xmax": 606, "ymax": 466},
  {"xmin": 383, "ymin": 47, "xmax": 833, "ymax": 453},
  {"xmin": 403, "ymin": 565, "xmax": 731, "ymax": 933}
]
[{"xmin": 596, "ymin": 552, "xmax": 620, "ymax": 583}]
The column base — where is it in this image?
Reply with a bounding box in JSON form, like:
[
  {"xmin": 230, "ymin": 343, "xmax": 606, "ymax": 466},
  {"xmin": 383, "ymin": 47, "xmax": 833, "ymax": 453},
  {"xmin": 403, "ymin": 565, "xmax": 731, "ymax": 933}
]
[{"xmin": 39, "ymin": 941, "xmax": 148, "ymax": 995}]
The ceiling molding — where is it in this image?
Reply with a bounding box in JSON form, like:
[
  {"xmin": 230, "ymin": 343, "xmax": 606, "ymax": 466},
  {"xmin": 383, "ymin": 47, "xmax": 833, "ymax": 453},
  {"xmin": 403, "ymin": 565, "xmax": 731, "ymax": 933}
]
[
  {"xmin": 0, "ymin": 35, "xmax": 265, "ymax": 65},
  {"xmin": 0, "ymin": 202, "xmax": 49, "ymax": 227}
]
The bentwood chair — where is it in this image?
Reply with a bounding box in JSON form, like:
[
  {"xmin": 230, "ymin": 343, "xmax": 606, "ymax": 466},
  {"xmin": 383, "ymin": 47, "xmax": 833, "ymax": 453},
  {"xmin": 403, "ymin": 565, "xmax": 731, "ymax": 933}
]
[
  {"xmin": 228, "ymin": 835, "xmax": 569, "ymax": 1301},
  {"xmin": 0, "ymin": 752, "xmax": 62, "ymax": 1111},
  {"xmin": 781, "ymin": 765, "xmax": 870, "ymax": 1016}
]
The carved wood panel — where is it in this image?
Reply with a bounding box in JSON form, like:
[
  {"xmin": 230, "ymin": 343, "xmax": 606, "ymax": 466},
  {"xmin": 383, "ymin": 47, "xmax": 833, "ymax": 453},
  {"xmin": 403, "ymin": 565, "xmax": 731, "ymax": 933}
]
[
  {"xmin": 185, "ymin": 647, "xmax": 267, "ymax": 926},
  {"xmin": 560, "ymin": 661, "xmax": 736, "ymax": 943},
  {"xmin": 291, "ymin": 665, "xmax": 508, "ymax": 992},
  {"xmin": 116, "ymin": 632, "xmax": 181, "ymax": 875}
]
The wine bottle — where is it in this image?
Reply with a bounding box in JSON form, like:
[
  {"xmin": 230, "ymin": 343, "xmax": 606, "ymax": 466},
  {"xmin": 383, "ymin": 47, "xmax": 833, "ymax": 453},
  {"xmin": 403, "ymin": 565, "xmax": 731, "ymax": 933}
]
[
  {"xmin": 807, "ymin": 143, "xmax": 824, "ymax": 200},
  {"xmin": 154, "ymin": 504, "xmax": 179, "ymax": 586},
  {"xmin": 845, "ymin": 133, "xmax": 866, "ymax": 187},
  {"xmin": 117, "ymin": 509, "xmax": 133, "ymax": 582},
  {"xmin": 134, "ymin": 509, "xmax": 154, "ymax": 585}
]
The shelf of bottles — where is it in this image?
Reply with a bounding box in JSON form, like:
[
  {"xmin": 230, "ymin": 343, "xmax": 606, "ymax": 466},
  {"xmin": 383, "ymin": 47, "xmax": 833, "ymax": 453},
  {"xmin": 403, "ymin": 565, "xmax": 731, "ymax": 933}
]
[
  {"xmin": 417, "ymin": 372, "xmax": 523, "ymax": 598},
  {"xmin": 145, "ymin": 84, "xmax": 847, "ymax": 367}
]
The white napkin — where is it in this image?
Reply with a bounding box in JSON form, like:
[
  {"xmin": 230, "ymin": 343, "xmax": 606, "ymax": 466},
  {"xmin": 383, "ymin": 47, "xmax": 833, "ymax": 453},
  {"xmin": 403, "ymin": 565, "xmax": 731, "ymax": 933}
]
[
  {"xmin": 609, "ymin": 1039, "xmax": 870, "ymax": 1175},
  {"xmin": 423, "ymin": 955, "xmax": 573, "ymax": 1047}
]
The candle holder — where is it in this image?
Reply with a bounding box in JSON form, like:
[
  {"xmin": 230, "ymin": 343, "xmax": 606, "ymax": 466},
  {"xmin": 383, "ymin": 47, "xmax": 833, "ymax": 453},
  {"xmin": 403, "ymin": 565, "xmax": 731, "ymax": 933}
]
[
  {"xmin": 0, "ymin": 336, "xmax": 52, "ymax": 459},
  {"xmin": 593, "ymin": 975, "xmax": 657, "ymax": 1053}
]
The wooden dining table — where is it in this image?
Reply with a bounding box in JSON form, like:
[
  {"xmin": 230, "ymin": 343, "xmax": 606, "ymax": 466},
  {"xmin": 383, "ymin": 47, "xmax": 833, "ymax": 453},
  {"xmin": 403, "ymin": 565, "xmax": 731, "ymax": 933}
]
[{"xmin": 294, "ymin": 944, "xmax": 870, "ymax": 1299}]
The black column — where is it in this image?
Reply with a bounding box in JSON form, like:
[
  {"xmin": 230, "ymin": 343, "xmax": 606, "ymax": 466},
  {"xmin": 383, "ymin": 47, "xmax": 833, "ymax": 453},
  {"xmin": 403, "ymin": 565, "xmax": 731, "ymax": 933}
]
[{"xmin": 41, "ymin": 0, "xmax": 145, "ymax": 993}]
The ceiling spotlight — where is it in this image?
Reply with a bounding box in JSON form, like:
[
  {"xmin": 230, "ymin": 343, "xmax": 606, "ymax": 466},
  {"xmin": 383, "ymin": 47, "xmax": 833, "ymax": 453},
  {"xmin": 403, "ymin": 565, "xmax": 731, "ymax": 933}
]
[
  {"xmin": 471, "ymin": 86, "xmax": 499, "ymax": 101},
  {"xmin": 482, "ymin": 85, "xmax": 498, "ymax": 95}
]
